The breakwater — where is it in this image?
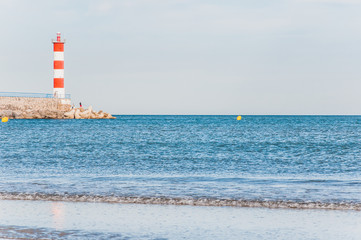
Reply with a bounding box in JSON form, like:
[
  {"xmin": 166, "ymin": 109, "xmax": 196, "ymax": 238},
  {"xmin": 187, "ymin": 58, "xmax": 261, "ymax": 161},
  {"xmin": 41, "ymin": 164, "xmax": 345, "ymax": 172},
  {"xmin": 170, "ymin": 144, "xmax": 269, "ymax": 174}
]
[{"xmin": 0, "ymin": 96, "xmax": 115, "ymax": 119}]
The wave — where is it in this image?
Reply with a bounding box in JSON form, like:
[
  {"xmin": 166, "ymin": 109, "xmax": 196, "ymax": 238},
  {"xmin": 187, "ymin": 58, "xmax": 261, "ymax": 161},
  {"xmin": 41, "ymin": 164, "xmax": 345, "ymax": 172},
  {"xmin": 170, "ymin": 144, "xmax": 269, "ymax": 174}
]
[{"xmin": 0, "ymin": 192, "xmax": 360, "ymax": 210}]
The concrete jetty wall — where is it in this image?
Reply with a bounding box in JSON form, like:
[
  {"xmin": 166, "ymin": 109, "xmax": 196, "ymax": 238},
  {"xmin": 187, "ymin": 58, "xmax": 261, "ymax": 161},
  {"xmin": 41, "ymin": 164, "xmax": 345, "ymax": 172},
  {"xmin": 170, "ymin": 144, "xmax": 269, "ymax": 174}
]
[{"xmin": 0, "ymin": 96, "xmax": 71, "ymax": 112}]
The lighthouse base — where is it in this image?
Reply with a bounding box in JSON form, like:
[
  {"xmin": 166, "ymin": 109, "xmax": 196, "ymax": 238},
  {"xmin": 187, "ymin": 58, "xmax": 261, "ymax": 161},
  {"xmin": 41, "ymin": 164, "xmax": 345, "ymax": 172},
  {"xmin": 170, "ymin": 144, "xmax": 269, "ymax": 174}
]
[{"xmin": 53, "ymin": 88, "xmax": 65, "ymax": 99}]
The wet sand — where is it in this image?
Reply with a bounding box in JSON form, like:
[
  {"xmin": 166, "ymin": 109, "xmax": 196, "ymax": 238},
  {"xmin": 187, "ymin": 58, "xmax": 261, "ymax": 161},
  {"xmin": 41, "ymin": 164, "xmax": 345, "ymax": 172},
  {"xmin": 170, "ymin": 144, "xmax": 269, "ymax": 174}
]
[{"xmin": 1, "ymin": 200, "xmax": 361, "ymax": 239}]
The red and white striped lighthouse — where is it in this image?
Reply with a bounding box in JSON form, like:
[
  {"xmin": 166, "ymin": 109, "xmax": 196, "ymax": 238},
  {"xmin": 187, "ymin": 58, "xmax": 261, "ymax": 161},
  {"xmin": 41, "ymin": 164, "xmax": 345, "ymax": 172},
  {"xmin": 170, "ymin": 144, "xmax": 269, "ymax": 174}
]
[{"xmin": 53, "ymin": 32, "xmax": 65, "ymax": 98}]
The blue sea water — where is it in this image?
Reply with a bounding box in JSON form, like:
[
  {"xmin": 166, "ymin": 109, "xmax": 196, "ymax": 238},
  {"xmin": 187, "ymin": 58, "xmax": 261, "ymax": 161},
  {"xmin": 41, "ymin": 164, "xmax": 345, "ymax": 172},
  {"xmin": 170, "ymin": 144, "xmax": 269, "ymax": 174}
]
[{"xmin": 1, "ymin": 115, "xmax": 361, "ymax": 209}]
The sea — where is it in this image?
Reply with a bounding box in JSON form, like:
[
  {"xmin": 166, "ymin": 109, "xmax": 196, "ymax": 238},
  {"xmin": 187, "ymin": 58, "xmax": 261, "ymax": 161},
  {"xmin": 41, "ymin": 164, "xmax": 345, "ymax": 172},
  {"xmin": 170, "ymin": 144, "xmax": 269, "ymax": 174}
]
[{"xmin": 1, "ymin": 115, "xmax": 361, "ymax": 239}]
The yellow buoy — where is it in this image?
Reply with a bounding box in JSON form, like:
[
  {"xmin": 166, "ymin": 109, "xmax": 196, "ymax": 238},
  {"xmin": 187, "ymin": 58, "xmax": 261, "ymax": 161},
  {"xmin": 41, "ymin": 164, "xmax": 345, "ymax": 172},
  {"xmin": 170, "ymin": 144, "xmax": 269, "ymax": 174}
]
[
  {"xmin": 237, "ymin": 115, "xmax": 242, "ymax": 121},
  {"xmin": 1, "ymin": 117, "xmax": 8, "ymax": 123}
]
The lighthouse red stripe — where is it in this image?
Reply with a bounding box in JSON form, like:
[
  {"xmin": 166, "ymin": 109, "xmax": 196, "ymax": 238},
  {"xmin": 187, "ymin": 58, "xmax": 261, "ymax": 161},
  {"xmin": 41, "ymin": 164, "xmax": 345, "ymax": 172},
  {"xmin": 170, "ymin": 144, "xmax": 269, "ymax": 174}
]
[
  {"xmin": 53, "ymin": 43, "xmax": 64, "ymax": 52},
  {"xmin": 54, "ymin": 78, "xmax": 64, "ymax": 88},
  {"xmin": 54, "ymin": 61, "xmax": 64, "ymax": 69}
]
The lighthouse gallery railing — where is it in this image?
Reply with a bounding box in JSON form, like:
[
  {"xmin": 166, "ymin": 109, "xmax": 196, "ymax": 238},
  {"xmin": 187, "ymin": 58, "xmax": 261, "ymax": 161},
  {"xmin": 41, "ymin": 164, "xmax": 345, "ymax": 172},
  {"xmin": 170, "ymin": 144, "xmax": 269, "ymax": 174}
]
[{"xmin": 0, "ymin": 92, "xmax": 71, "ymax": 99}]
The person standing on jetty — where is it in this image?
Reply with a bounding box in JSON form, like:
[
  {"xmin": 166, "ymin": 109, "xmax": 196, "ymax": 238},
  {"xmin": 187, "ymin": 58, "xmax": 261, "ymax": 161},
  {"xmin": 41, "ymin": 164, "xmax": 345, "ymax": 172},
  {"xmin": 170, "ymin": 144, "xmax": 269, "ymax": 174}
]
[{"xmin": 79, "ymin": 102, "xmax": 82, "ymax": 108}]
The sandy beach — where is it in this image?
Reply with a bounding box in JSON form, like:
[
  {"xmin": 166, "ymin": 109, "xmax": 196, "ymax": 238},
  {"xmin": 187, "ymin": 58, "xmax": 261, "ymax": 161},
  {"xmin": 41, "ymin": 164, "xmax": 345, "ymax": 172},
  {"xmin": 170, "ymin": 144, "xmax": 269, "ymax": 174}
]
[{"xmin": 1, "ymin": 200, "xmax": 361, "ymax": 239}]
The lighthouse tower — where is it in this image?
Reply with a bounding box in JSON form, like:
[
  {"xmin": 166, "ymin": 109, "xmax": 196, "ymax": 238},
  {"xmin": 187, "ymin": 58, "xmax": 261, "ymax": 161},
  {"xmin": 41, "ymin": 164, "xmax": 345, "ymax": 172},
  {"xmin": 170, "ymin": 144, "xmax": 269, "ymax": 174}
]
[{"xmin": 53, "ymin": 32, "xmax": 65, "ymax": 98}]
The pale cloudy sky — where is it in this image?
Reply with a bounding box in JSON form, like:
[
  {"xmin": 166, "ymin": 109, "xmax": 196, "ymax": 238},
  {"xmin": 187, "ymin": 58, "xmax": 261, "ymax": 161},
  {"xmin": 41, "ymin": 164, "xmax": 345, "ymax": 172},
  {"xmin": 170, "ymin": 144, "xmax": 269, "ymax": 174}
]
[{"xmin": 0, "ymin": 0, "xmax": 361, "ymax": 114}]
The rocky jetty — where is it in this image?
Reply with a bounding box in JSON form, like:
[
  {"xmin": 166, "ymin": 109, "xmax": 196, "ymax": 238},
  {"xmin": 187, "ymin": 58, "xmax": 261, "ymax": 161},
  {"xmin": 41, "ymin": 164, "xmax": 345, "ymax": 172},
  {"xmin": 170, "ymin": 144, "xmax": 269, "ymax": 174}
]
[
  {"xmin": 64, "ymin": 106, "xmax": 116, "ymax": 119},
  {"xmin": 0, "ymin": 106, "xmax": 116, "ymax": 119},
  {"xmin": 0, "ymin": 96, "xmax": 115, "ymax": 119}
]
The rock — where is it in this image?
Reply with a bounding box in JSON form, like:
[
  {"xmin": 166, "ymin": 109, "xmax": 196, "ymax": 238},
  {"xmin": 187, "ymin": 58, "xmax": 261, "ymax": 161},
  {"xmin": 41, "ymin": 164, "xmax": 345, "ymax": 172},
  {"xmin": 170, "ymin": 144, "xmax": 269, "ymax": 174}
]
[
  {"xmin": 79, "ymin": 109, "xmax": 91, "ymax": 119},
  {"xmin": 44, "ymin": 111, "xmax": 52, "ymax": 118},
  {"xmin": 90, "ymin": 112, "xmax": 97, "ymax": 119},
  {"xmin": 22, "ymin": 113, "xmax": 33, "ymax": 119},
  {"xmin": 106, "ymin": 113, "xmax": 116, "ymax": 119},
  {"xmin": 38, "ymin": 110, "xmax": 47, "ymax": 117},
  {"xmin": 0, "ymin": 110, "xmax": 13, "ymax": 118},
  {"xmin": 39, "ymin": 110, "xmax": 51, "ymax": 119},
  {"xmin": 39, "ymin": 110, "xmax": 58, "ymax": 119},
  {"xmin": 56, "ymin": 111, "xmax": 65, "ymax": 119},
  {"xmin": 22, "ymin": 111, "xmax": 35, "ymax": 119},
  {"xmin": 61, "ymin": 104, "xmax": 72, "ymax": 112},
  {"xmin": 12, "ymin": 111, "xmax": 21, "ymax": 119},
  {"xmin": 74, "ymin": 109, "xmax": 82, "ymax": 119},
  {"xmin": 64, "ymin": 109, "xmax": 75, "ymax": 119}
]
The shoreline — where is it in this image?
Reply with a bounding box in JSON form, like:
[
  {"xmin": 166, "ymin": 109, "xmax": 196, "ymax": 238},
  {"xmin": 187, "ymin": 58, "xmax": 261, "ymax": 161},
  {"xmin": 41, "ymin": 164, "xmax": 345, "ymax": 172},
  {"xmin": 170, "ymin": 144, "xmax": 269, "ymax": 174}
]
[{"xmin": 1, "ymin": 193, "xmax": 360, "ymax": 211}]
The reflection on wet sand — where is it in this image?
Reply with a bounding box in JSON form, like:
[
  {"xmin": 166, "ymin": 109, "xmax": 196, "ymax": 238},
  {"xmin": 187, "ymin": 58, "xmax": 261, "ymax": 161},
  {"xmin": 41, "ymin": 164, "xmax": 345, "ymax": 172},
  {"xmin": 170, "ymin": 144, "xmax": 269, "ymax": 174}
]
[{"xmin": 51, "ymin": 202, "xmax": 65, "ymax": 230}]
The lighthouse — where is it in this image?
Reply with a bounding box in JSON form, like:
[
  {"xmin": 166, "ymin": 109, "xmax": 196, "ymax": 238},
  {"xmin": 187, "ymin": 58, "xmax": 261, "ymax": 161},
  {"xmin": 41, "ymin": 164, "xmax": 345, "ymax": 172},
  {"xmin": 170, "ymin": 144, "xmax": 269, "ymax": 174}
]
[{"xmin": 53, "ymin": 32, "xmax": 65, "ymax": 98}]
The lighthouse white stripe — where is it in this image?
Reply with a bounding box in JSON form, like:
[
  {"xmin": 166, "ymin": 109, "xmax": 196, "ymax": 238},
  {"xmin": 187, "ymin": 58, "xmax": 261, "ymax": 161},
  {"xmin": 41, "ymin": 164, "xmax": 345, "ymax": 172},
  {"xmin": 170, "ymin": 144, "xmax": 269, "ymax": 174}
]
[
  {"xmin": 54, "ymin": 52, "xmax": 64, "ymax": 61},
  {"xmin": 54, "ymin": 69, "xmax": 64, "ymax": 78}
]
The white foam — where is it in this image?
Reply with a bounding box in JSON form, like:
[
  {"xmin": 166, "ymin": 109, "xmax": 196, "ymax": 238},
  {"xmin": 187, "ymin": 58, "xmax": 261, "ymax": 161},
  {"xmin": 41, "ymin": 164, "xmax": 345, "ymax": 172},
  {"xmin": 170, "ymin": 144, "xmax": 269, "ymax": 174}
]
[{"xmin": 0, "ymin": 192, "xmax": 360, "ymax": 210}]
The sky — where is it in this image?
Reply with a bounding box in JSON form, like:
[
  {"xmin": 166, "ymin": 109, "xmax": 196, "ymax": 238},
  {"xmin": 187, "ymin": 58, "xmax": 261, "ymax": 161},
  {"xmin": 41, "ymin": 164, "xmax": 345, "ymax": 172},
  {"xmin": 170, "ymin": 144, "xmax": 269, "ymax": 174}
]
[{"xmin": 1, "ymin": 0, "xmax": 361, "ymax": 115}]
